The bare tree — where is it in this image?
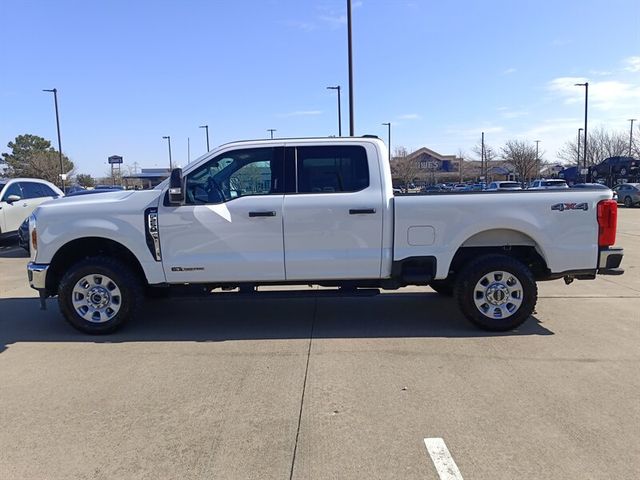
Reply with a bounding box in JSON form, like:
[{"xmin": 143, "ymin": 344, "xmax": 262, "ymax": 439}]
[
  {"xmin": 390, "ymin": 146, "xmax": 423, "ymax": 192},
  {"xmin": 558, "ymin": 126, "xmax": 630, "ymax": 167},
  {"xmin": 471, "ymin": 142, "xmax": 497, "ymax": 180},
  {"xmin": 502, "ymin": 139, "xmax": 538, "ymax": 185}
]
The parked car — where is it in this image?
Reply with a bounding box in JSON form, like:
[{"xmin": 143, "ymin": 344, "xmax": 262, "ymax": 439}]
[
  {"xmin": 529, "ymin": 179, "xmax": 569, "ymax": 190},
  {"xmin": 0, "ymin": 178, "xmax": 63, "ymax": 237},
  {"xmin": 572, "ymin": 183, "xmax": 617, "ymax": 202},
  {"xmin": 95, "ymin": 184, "xmax": 125, "ymax": 190},
  {"xmin": 64, "ymin": 185, "xmax": 86, "ymax": 195},
  {"xmin": 486, "ymin": 181, "xmax": 522, "ymax": 191},
  {"xmin": 421, "ymin": 185, "xmax": 445, "ymax": 193},
  {"xmin": 614, "ymin": 183, "xmax": 640, "ymax": 208},
  {"xmin": 591, "ymin": 156, "xmax": 639, "ymax": 178}
]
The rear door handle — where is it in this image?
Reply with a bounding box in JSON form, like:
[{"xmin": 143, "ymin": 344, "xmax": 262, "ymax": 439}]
[
  {"xmin": 249, "ymin": 211, "xmax": 276, "ymax": 217},
  {"xmin": 349, "ymin": 208, "xmax": 376, "ymax": 215}
]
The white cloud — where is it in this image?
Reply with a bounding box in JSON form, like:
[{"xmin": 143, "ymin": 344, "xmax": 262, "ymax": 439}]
[
  {"xmin": 278, "ymin": 110, "xmax": 323, "ymax": 117},
  {"xmin": 496, "ymin": 107, "xmax": 528, "ymax": 119},
  {"xmin": 547, "ymin": 76, "xmax": 640, "ymax": 110},
  {"xmin": 502, "ymin": 68, "xmax": 517, "ymax": 75},
  {"xmin": 624, "ymin": 56, "xmax": 640, "ymax": 72},
  {"xmin": 397, "ymin": 113, "xmax": 421, "ymax": 120}
]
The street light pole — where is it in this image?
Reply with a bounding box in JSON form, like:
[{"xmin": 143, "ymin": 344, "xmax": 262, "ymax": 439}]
[
  {"xmin": 199, "ymin": 125, "xmax": 210, "ymax": 152},
  {"xmin": 629, "ymin": 119, "xmax": 637, "ymax": 158},
  {"xmin": 267, "ymin": 129, "xmax": 276, "ymax": 139},
  {"xmin": 162, "ymin": 136, "xmax": 173, "ymax": 170},
  {"xmin": 577, "ymin": 128, "xmax": 583, "ymax": 170},
  {"xmin": 347, "ymin": 0, "xmax": 355, "ymax": 136},
  {"xmin": 575, "ymin": 82, "xmax": 589, "ymax": 181},
  {"xmin": 326, "ymin": 86, "xmax": 342, "ymax": 136},
  {"xmin": 381, "ymin": 123, "xmax": 391, "ymax": 163},
  {"xmin": 42, "ymin": 88, "xmax": 65, "ymax": 191},
  {"xmin": 535, "ymin": 140, "xmax": 541, "ymax": 178}
]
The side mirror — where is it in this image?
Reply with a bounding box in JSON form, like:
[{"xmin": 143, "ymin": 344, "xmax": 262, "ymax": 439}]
[
  {"xmin": 168, "ymin": 168, "xmax": 184, "ymax": 205},
  {"xmin": 6, "ymin": 194, "xmax": 21, "ymax": 204}
]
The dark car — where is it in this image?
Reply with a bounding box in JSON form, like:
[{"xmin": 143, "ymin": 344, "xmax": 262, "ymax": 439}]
[
  {"xmin": 18, "ymin": 217, "xmax": 30, "ymax": 252},
  {"xmin": 591, "ymin": 156, "xmax": 639, "ymax": 178},
  {"xmin": 572, "ymin": 183, "xmax": 617, "ymax": 201}
]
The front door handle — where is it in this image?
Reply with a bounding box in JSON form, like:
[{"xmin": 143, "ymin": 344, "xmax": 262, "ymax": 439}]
[
  {"xmin": 349, "ymin": 208, "xmax": 376, "ymax": 215},
  {"xmin": 249, "ymin": 211, "xmax": 276, "ymax": 217}
]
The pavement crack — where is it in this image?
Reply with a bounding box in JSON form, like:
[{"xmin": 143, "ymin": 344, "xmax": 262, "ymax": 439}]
[{"xmin": 288, "ymin": 297, "xmax": 317, "ymax": 480}]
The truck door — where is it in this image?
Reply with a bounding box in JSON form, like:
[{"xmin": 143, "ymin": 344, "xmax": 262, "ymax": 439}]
[
  {"xmin": 282, "ymin": 144, "xmax": 383, "ymax": 280},
  {"xmin": 0, "ymin": 182, "xmax": 29, "ymax": 233},
  {"xmin": 159, "ymin": 146, "xmax": 287, "ymax": 283}
]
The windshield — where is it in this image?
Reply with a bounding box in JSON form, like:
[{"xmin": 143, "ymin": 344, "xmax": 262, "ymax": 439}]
[{"xmin": 543, "ymin": 180, "xmax": 567, "ymax": 187}]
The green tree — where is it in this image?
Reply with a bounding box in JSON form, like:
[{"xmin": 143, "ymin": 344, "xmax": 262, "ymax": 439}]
[
  {"xmin": 75, "ymin": 173, "xmax": 95, "ymax": 188},
  {"xmin": 1, "ymin": 134, "xmax": 74, "ymax": 185}
]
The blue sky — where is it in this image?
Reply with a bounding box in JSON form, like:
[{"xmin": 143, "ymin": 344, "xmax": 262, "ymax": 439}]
[{"xmin": 1, "ymin": 0, "xmax": 639, "ymax": 176}]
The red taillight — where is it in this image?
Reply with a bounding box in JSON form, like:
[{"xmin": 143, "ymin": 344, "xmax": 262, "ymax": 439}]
[{"xmin": 597, "ymin": 199, "xmax": 617, "ymax": 247}]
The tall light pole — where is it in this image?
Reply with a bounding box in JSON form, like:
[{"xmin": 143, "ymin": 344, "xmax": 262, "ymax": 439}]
[
  {"xmin": 535, "ymin": 140, "xmax": 541, "ymax": 178},
  {"xmin": 162, "ymin": 136, "xmax": 173, "ymax": 170},
  {"xmin": 199, "ymin": 125, "xmax": 210, "ymax": 152},
  {"xmin": 481, "ymin": 131, "xmax": 485, "ymax": 182},
  {"xmin": 267, "ymin": 129, "xmax": 276, "ymax": 139},
  {"xmin": 381, "ymin": 123, "xmax": 391, "ymax": 163},
  {"xmin": 347, "ymin": 0, "xmax": 355, "ymax": 136},
  {"xmin": 326, "ymin": 86, "xmax": 342, "ymax": 136},
  {"xmin": 575, "ymin": 82, "xmax": 588, "ymax": 181},
  {"xmin": 577, "ymin": 128, "xmax": 583, "ymax": 170},
  {"xmin": 629, "ymin": 119, "xmax": 637, "ymax": 158},
  {"xmin": 42, "ymin": 88, "xmax": 65, "ymax": 191}
]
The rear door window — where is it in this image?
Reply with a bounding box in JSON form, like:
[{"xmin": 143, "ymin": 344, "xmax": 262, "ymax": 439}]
[{"xmin": 295, "ymin": 145, "xmax": 369, "ymax": 193}]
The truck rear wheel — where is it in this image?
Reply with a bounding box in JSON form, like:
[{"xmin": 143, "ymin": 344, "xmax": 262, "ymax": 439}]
[
  {"xmin": 454, "ymin": 254, "xmax": 537, "ymax": 331},
  {"xmin": 58, "ymin": 256, "xmax": 141, "ymax": 334}
]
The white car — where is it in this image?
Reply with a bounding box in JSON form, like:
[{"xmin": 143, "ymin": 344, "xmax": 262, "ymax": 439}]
[
  {"xmin": 529, "ymin": 179, "xmax": 569, "ymax": 190},
  {"xmin": 0, "ymin": 178, "xmax": 63, "ymax": 236},
  {"xmin": 486, "ymin": 181, "xmax": 522, "ymax": 191},
  {"xmin": 27, "ymin": 137, "xmax": 623, "ymax": 334}
]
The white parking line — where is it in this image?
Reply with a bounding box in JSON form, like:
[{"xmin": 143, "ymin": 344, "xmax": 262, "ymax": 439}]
[{"xmin": 424, "ymin": 438, "xmax": 464, "ymax": 480}]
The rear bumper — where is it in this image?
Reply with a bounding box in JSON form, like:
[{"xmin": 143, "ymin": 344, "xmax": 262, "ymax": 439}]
[
  {"xmin": 27, "ymin": 262, "xmax": 49, "ymax": 290},
  {"xmin": 598, "ymin": 247, "xmax": 624, "ymax": 275}
]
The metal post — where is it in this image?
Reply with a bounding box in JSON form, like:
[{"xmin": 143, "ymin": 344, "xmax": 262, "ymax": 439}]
[
  {"xmin": 629, "ymin": 119, "xmax": 637, "ymax": 158},
  {"xmin": 577, "ymin": 128, "xmax": 583, "ymax": 170},
  {"xmin": 163, "ymin": 136, "xmax": 172, "ymax": 170},
  {"xmin": 326, "ymin": 86, "xmax": 342, "ymax": 136},
  {"xmin": 382, "ymin": 123, "xmax": 391, "ymax": 163},
  {"xmin": 575, "ymin": 82, "xmax": 588, "ymax": 181},
  {"xmin": 188, "ymin": 137, "xmax": 191, "ymax": 163},
  {"xmin": 347, "ymin": 0, "xmax": 355, "ymax": 136},
  {"xmin": 199, "ymin": 125, "xmax": 210, "ymax": 151},
  {"xmin": 535, "ymin": 140, "xmax": 540, "ymax": 178},
  {"xmin": 267, "ymin": 129, "xmax": 276, "ymax": 139},
  {"xmin": 43, "ymin": 88, "xmax": 65, "ymax": 191},
  {"xmin": 481, "ymin": 131, "xmax": 485, "ymax": 183}
]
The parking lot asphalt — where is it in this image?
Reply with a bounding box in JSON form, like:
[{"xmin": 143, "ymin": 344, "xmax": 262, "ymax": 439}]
[{"xmin": 0, "ymin": 211, "xmax": 638, "ymax": 480}]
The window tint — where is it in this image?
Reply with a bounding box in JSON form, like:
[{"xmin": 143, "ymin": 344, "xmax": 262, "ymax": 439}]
[
  {"xmin": 2, "ymin": 182, "xmax": 22, "ymax": 201},
  {"xmin": 296, "ymin": 145, "xmax": 369, "ymax": 193},
  {"xmin": 21, "ymin": 182, "xmax": 53, "ymax": 199},
  {"xmin": 185, "ymin": 147, "xmax": 283, "ymax": 205}
]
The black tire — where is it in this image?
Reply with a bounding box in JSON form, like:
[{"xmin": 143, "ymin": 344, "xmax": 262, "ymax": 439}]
[
  {"xmin": 58, "ymin": 256, "xmax": 142, "ymax": 334},
  {"xmin": 454, "ymin": 254, "xmax": 537, "ymax": 331},
  {"xmin": 623, "ymin": 196, "xmax": 633, "ymax": 208},
  {"xmin": 429, "ymin": 279, "xmax": 454, "ymax": 297}
]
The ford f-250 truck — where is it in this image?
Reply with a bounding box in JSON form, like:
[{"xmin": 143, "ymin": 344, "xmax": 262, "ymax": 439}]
[{"xmin": 26, "ymin": 137, "xmax": 624, "ymax": 334}]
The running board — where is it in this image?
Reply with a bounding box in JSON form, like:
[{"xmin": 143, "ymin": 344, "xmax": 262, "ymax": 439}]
[{"xmin": 168, "ymin": 286, "xmax": 381, "ymax": 299}]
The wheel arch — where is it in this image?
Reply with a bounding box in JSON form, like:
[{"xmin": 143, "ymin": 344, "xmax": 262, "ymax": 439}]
[
  {"xmin": 46, "ymin": 237, "xmax": 148, "ymax": 295},
  {"xmin": 445, "ymin": 229, "xmax": 550, "ymax": 280}
]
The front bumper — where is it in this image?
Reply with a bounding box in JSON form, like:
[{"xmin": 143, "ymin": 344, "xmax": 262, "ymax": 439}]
[
  {"xmin": 598, "ymin": 247, "xmax": 624, "ymax": 275},
  {"xmin": 27, "ymin": 262, "xmax": 49, "ymax": 290}
]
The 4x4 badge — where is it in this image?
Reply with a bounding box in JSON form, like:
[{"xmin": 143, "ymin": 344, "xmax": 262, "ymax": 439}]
[{"xmin": 551, "ymin": 202, "xmax": 588, "ymax": 212}]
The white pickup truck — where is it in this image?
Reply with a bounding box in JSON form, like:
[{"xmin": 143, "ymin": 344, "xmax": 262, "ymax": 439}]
[{"xmin": 27, "ymin": 137, "xmax": 624, "ymax": 334}]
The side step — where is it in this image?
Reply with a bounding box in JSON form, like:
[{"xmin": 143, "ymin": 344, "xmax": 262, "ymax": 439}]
[{"xmin": 167, "ymin": 286, "xmax": 381, "ymax": 299}]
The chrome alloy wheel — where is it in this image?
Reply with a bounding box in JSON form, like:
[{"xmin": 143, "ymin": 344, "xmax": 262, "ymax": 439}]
[
  {"xmin": 71, "ymin": 274, "xmax": 122, "ymax": 323},
  {"xmin": 473, "ymin": 270, "xmax": 523, "ymax": 319}
]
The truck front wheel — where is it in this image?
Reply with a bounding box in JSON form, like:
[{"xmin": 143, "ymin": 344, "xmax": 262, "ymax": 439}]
[
  {"xmin": 58, "ymin": 256, "xmax": 142, "ymax": 334},
  {"xmin": 454, "ymin": 255, "xmax": 537, "ymax": 331}
]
